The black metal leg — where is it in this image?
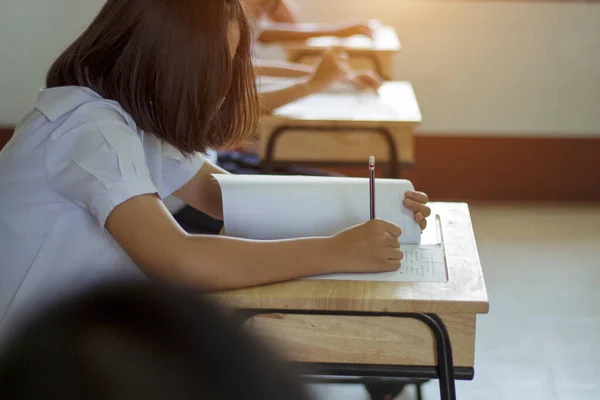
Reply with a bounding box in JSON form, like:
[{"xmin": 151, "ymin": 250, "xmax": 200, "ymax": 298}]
[
  {"xmin": 416, "ymin": 382, "xmax": 424, "ymax": 400},
  {"xmin": 415, "ymin": 314, "xmax": 456, "ymax": 400},
  {"xmin": 234, "ymin": 310, "xmax": 458, "ymax": 400},
  {"xmin": 262, "ymin": 125, "xmax": 400, "ymax": 178}
]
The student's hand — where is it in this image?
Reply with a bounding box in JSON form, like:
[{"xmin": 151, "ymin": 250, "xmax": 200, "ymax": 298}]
[
  {"xmin": 332, "ymin": 22, "xmax": 374, "ymax": 38},
  {"xmin": 403, "ymin": 191, "xmax": 431, "ymax": 231},
  {"xmin": 307, "ymin": 49, "xmax": 349, "ymax": 93},
  {"xmin": 330, "ymin": 219, "xmax": 404, "ymax": 273},
  {"xmin": 347, "ymin": 69, "xmax": 382, "ymax": 92}
]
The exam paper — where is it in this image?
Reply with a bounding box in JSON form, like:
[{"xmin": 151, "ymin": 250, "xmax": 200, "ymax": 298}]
[
  {"xmin": 275, "ymin": 92, "xmax": 400, "ymax": 121},
  {"xmin": 307, "ymin": 34, "xmax": 374, "ymax": 49},
  {"xmin": 307, "ymin": 244, "xmax": 447, "ymax": 283},
  {"xmin": 214, "ymin": 175, "xmax": 422, "ymax": 244}
]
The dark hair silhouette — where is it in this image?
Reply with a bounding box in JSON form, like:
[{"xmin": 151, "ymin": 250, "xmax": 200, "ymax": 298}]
[{"xmin": 0, "ymin": 283, "xmax": 311, "ymax": 400}]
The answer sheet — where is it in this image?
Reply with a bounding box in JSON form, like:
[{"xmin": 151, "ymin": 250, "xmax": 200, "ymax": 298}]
[
  {"xmin": 307, "ymin": 244, "xmax": 447, "ymax": 283},
  {"xmin": 214, "ymin": 175, "xmax": 422, "ymax": 245}
]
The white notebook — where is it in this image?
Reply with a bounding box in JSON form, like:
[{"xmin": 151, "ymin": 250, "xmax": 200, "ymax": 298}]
[
  {"xmin": 214, "ymin": 175, "xmax": 421, "ymax": 244},
  {"xmin": 214, "ymin": 175, "xmax": 447, "ymax": 282}
]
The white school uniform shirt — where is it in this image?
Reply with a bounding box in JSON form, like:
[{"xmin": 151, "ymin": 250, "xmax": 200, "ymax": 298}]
[{"xmin": 0, "ymin": 86, "xmax": 206, "ymax": 336}]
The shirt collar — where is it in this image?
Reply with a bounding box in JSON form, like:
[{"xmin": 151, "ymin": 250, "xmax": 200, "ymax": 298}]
[{"xmin": 36, "ymin": 86, "xmax": 104, "ymax": 122}]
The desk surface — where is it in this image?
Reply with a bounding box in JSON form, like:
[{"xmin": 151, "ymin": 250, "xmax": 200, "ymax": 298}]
[
  {"xmin": 284, "ymin": 25, "xmax": 401, "ymax": 53},
  {"xmin": 265, "ymin": 81, "xmax": 422, "ymax": 125},
  {"xmin": 216, "ymin": 202, "xmax": 489, "ymax": 315}
]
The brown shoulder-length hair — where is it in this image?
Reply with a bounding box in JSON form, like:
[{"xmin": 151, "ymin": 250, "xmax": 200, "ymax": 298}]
[{"xmin": 46, "ymin": 0, "xmax": 258, "ymax": 155}]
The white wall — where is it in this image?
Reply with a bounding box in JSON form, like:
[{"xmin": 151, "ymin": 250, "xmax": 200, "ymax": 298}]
[
  {"xmin": 1, "ymin": 0, "xmax": 599, "ymax": 136},
  {"xmin": 0, "ymin": 0, "xmax": 105, "ymax": 125}
]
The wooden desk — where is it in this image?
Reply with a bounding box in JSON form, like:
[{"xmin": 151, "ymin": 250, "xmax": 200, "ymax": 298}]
[
  {"xmin": 258, "ymin": 81, "xmax": 421, "ymax": 178},
  {"xmin": 283, "ymin": 25, "xmax": 401, "ymax": 80},
  {"xmin": 216, "ymin": 203, "xmax": 488, "ymax": 400}
]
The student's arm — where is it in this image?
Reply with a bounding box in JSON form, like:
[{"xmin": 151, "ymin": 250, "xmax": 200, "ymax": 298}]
[
  {"xmin": 171, "ymin": 160, "xmax": 228, "ymax": 220},
  {"xmin": 259, "ymin": 78, "xmax": 315, "ymax": 113},
  {"xmin": 255, "ymin": 60, "xmax": 312, "ymax": 78},
  {"xmin": 106, "ymin": 196, "xmax": 404, "ymax": 290},
  {"xmin": 257, "ymin": 22, "xmax": 373, "ymax": 44},
  {"xmin": 258, "ymin": 49, "xmax": 346, "ymax": 112},
  {"xmin": 257, "ymin": 50, "xmax": 382, "ymax": 112}
]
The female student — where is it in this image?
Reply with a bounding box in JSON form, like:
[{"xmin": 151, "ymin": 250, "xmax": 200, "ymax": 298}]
[
  {"xmin": 248, "ymin": 0, "xmax": 373, "ymax": 45},
  {"xmin": 257, "ymin": 49, "xmax": 382, "ymax": 112},
  {"xmin": 247, "ymin": 0, "xmax": 381, "ymax": 112},
  {"xmin": 0, "ymin": 0, "xmax": 430, "ymax": 332}
]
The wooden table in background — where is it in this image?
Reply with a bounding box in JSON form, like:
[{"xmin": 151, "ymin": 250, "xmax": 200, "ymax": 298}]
[
  {"xmin": 215, "ymin": 203, "xmax": 489, "ymax": 400},
  {"xmin": 283, "ymin": 25, "xmax": 401, "ymax": 80},
  {"xmin": 258, "ymin": 81, "xmax": 421, "ymax": 178}
]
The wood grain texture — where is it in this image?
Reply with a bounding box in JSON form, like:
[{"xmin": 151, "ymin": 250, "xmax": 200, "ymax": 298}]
[
  {"xmin": 259, "ymin": 126, "xmax": 415, "ymax": 163},
  {"xmin": 215, "ymin": 202, "xmax": 489, "ymax": 314},
  {"xmin": 247, "ymin": 313, "xmax": 476, "ymax": 367}
]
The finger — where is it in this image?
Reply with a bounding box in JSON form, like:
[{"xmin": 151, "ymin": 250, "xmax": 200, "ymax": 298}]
[
  {"xmin": 356, "ymin": 74, "xmax": 381, "ymax": 91},
  {"xmin": 357, "ymin": 24, "xmax": 374, "ymax": 37},
  {"xmin": 403, "ymin": 198, "xmax": 431, "ymax": 217},
  {"xmin": 376, "ymin": 219, "xmax": 402, "ymax": 237},
  {"xmin": 385, "ymin": 248, "xmax": 404, "ymax": 261},
  {"xmin": 414, "ymin": 212, "xmax": 425, "ymax": 224},
  {"xmin": 414, "ymin": 212, "xmax": 428, "ymax": 231},
  {"xmin": 349, "ymin": 75, "xmax": 371, "ymax": 91},
  {"xmin": 386, "ymin": 234, "xmax": 400, "ymax": 248},
  {"xmin": 406, "ymin": 191, "xmax": 429, "ymax": 204}
]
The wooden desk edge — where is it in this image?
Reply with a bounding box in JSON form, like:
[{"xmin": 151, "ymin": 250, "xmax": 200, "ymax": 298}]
[
  {"xmin": 260, "ymin": 115, "xmax": 423, "ymax": 126},
  {"xmin": 215, "ymin": 292, "xmax": 490, "ymax": 315},
  {"xmin": 215, "ymin": 202, "xmax": 488, "ymax": 316}
]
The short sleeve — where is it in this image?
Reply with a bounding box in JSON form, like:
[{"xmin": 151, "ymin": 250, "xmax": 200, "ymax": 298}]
[
  {"xmin": 160, "ymin": 143, "xmax": 206, "ymax": 197},
  {"xmin": 45, "ymin": 121, "xmax": 159, "ymax": 227}
]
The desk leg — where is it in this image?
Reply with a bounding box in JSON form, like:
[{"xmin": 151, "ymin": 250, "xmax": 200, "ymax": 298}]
[
  {"xmin": 234, "ymin": 310, "xmax": 457, "ymax": 400},
  {"xmin": 263, "ymin": 125, "xmax": 400, "ymax": 178}
]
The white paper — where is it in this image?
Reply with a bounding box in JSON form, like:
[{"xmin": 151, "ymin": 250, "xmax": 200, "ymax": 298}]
[
  {"xmin": 214, "ymin": 175, "xmax": 421, "ymax": 244},
  {"xmin": 274, "ymin": 91, "xmax": 401, "ymax": 121},
  {"xmin": 307, "ymin": 244, "xmax": 447, "ymax": 283},
  {"xmin": 307, "ymin": 34, "xmax": 374, "ymax": 49}
]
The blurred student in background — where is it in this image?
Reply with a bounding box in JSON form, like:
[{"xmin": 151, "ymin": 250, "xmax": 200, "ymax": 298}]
[
  {"xmin": 247, "ymin": 0, "xmax": 383, "ymax": 112},
  {"xmin": 248, "ymin": 0, "xmax": 373, "ymax": 44},
  {"xmin": 0, "ymin": 283, "xmax": 312, "ymax": 400}
]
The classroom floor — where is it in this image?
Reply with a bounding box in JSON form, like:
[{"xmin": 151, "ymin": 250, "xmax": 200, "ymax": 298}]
[{"xmin": 308, "ymin": 203, "xmax": 600, "ymax": 400}]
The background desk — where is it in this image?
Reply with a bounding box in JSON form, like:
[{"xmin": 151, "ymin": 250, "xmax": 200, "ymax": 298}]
[
  {"xmin": 258, "ymin": 81, "xmax": 422, "ymax": 178},
  {"xmin": 283, "ymin": 25, "xmax": 401, "ymax": 80},
  {"xmin": 215, "ymin": 203, "xmax": 489, "ymax": 400}
]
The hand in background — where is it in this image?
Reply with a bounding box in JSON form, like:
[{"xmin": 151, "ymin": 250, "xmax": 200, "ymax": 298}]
[
  {"xmin": 347, "ymin": 69, "xmax": 382, "ymax": 92},
  {"xmin": 332, "ymin": 21, "xmax": 374, "ymax": 38}
]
